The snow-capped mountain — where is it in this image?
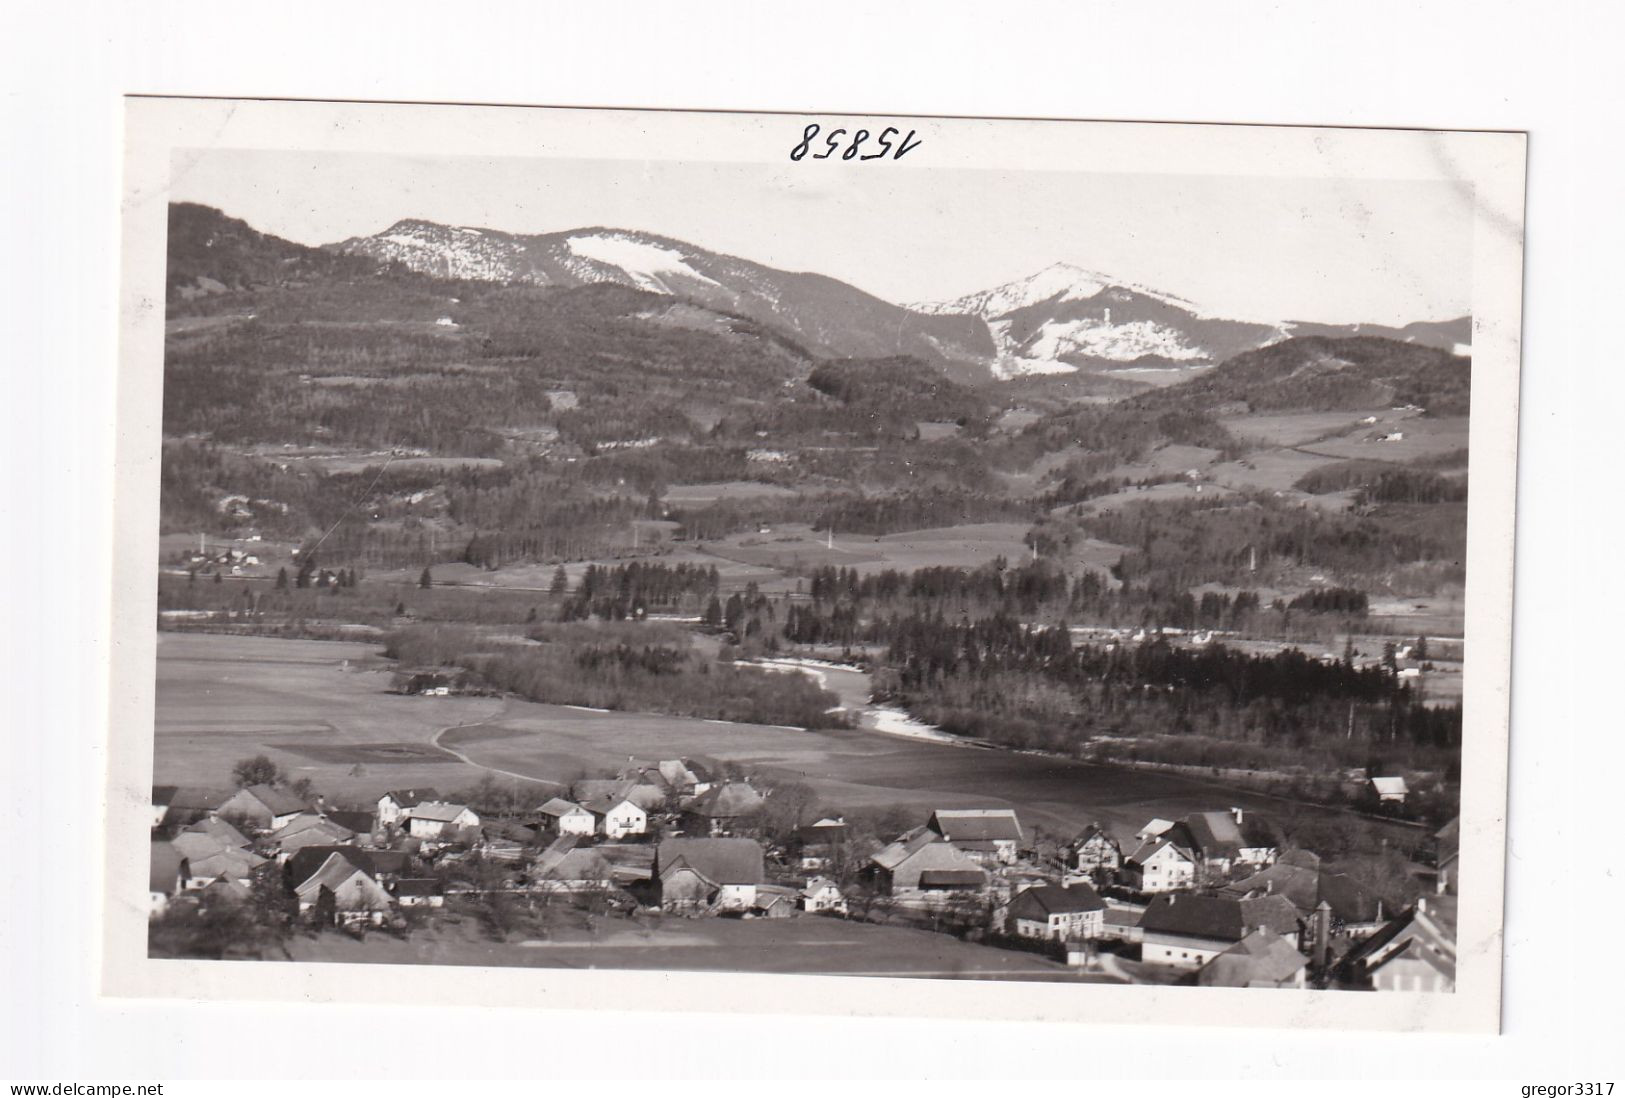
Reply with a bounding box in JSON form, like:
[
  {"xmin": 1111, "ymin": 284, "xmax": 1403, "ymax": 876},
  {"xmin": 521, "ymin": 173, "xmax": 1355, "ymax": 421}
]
[
  {"xmin": 334, "ymin": 221, "xmax": 993, "ymax": 368},
  {"xmin": 912, "ymin": 263, "xmax": 1280, "ymax": 379}
]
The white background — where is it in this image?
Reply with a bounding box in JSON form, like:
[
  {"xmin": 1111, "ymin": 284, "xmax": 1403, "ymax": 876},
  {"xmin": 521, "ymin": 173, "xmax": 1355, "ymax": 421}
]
[{"xmin": 1, "ymin": 0, "xmax": 1620, "ymax": 1083}]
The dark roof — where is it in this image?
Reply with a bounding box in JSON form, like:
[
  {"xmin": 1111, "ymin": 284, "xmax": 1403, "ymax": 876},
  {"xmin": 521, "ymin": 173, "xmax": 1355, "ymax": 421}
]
[
  {"xmin": 150, "ymin": 841, "xmax": 187, "ymax": 893},
  {"xmin": 392, "ymin": 878, "xmax": 444, "ymax": 898},
  {"xmin": 366, "ymin": 850, "xmax": 414, "ymax": 876},
  {"xmin": 1141, "ymin": 892, "xmax": 1299, "ymax": 943},
  {"xmin": 324, "ymin": 810, "xmax": 375, "ymax": 834},
  {"xmin": 929, "ymin": 809, "xmax": 1022, "ymax": 844},
  {"xmin": 1008, "ymin": 882, "xmax": 1106, "ymax": 920},
  {"xmin": 285, "ymin": 845, "xmax": 376, "ymax": 888},
  {"xmin": 1171, "ymin": 812, "xmax": 1244, "ymax": 860},
  {"xmin": 1140, "ymin": 894, "xmax": 1248, "ymax": 940},
  {"xmin": 656, "ymin": 838, "xmax": 764, "ymax": 886},
  {"xmin": 917, "ymin": 869, "xmax": 986, "ymax": 887},
  {"xmin": 152, "ymin": 784, "xmax": 179, "ymax": 806}
]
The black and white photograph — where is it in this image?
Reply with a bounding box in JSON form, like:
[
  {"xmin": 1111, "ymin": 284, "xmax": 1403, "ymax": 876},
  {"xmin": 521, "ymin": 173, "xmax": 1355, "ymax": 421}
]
[{"xmin": 100, "ymin": 98, "xmax": 1525, "ymax": 1035}]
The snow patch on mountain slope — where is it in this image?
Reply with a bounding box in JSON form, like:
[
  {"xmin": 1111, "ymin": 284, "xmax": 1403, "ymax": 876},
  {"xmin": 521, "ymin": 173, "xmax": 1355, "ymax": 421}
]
[
  {"xmin": 1028, "ymin": 317, "xmax": 1207, "ymax": 363},
  {"xmin": 565, "ymin": 234, "xmax": 719, "ymax": 293},
  {"xmin": 914, "ymin": 262, "xmax": 1212, "ymax": 321}
]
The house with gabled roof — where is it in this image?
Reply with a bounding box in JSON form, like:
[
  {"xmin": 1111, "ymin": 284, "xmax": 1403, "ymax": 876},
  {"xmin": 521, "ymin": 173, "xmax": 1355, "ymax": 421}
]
[
  {"xmin": 866, "ymin": 826, "xmax": 989, "ymax": 896},
  {"xmin": 533, "ymin": 835, "xmax": 615, "ymax": 893},
  {"xmin": 377, "ymin": 788, "xmax": 441, "ymax": 828},
  {"xmin": 265, "ymin": 813, "xmax": 356, "ymax": 857},
  {"xmin": 1198, "ymin": 926, "xmax": 1310, "ymax": 988},
  {"xmin": 181, "ymin": 816, "xmax": 251, "ymax": 850},
  {"xmin": 535, "ymin": 796, "xmax": 596, "ymax": 837},
  {"xmin": 181, "ymin": 844, "xmax": 268, "ymax": 889},
  {"xmin": 1001, "ymin": 881, "xmax": 1107, "ymax": 941},
  {"xmin": 292, "ymin": 851, "xmax": 394, "ymax": 925},
  {"xmin": 1338, "ymin": 893, "xmax": 1457, "ymax": 992},
  {"xmin": 1139, "ymin": 892, "xmax": 1302, "ymax": 968},
  {"xmin": 284, "ymin": 845, "xmax": 382, "ymax": 891},
  {"xmin": 800, "ymin": 876, "xmax": 847, "ymax": 914},
  {"xmin": 1220, "ymin": 860, "xmax": 1386, "ymax": 936},
  {"xmin": 583, "ymin": 794, "xmax": 648, "ymax": 840},
  {"xmin": 655, "ymin": 837, "xmax": 765, "ymax": 912},
  {"xmin": 1370, "ymin": 776, "xmax": 1409, "ymax": 804},
  {"xmin": 679, "ymin": 781, "xmax": 766, "ymax": 837},
  {"xmin": 927, "ymin": 808, "xmax": 1023, "ymax": 865},
  {"xmin": 1122, "ymin": 836, "xmax": 1198, "ymax": 893},
  {"xmin": 1070, "ymin": 822, "xmax": 1123, "ymax": 875},
  {"xmin": 216, "ymin": 784, "xmax": 310, "ymax": 831},
  {"xmin": 401, "ymin": 801, "xmax": 479, "ymax": 840}
]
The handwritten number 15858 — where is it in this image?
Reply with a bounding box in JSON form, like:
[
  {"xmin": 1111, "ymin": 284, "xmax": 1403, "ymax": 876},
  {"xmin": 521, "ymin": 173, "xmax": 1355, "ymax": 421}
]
[{"xmin": 790, "ymin": 124, "xmax": 921, "ymax": 162}]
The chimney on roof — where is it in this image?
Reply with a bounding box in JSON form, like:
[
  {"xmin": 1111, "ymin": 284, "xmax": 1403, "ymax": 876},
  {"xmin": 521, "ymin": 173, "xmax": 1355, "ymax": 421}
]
[{"xmin": 1231, "ymin": 807, "xmax": 1244, "ymax": 825}]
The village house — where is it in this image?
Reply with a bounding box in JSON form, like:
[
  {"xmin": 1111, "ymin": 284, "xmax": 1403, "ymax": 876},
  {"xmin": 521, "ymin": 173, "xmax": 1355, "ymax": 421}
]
[
  {"xmin": 533, "ymin": 835, "xmax": 615, "ymax": 893},
  {"xmin": 792, "ymin": 817, "xmax": 848, "ymax": 871},
  {"xmin": 1371, "ymin": 776, "xmax": 1409, "ymax": 804},
  {"xmin": 1001, "ymin": 881, "xmax": 1107, "ymax": 942},
  {"xmin": 1099, "ymin": 903, "xmax": 1146, "ymax": 944},
  {"xmin": 215, "ymin": 783, "xmax": 309, "ymax": 832},
  {"xmin": 1159, "ymin": 809, "xmax": 1277, "ymax": 877},
  {"xmin": 283, "ymin": 846, "xmax": 395, "ymax": 893},
  {"xmin": 401, "ymin": 801, "xmax": 480, "ymax": 841},
  {"xmin": 1139, "ymin": 892, "xmax": 1303, "ymax": 968},
  {"xmin": 377, "ymin": 788, "xmax": 441, "ymax": 828},
  {"xmin": 1070, "ymin": 822, "xmax": 1123, "ymax": 875},
  {"xmin": 800, "ymin": 876, "xmax": 848, "ymax": 915},
  {"xmin": 265, "ymin": 813, "xmax": 356, "ymax": 857},
  {"xmin": 866, "ymin": 826, "xmax": 989, "ymax": 897},
  {"xmin": 1338, "ymin": 894, "xmax": 1458, "ymax": 992},
  {"xmin": 752, "ymin": 884, "xmax": 800, "ymax": 919},
  {"xmin": 292, "ymin": 850, "xmax": 395, "ymax": 925},
  {"xmin": 149, "ymin": 841, "xmax": 189, "ymax": 916},
  {"xmin": 655, "ymin": 837, "xmax": 765, "ymax": 913},
  {"xmin": 1220, "ymin": 858, "xmax": 1386, "ymax": 938},
  {"xmin": 577, "ymin": 778, "xmax": 668, "ymax": 814},
  {"xmin": 1122, "ymin": 836, "xmax": 1198, "ymax": 893},
  {"xmin": 927, "ymin": 808, "xmax": 1023, "ymax": 865},
  {"xmin": 679, "ymin": 781, "xmax": 766, "ymax": 837},
  {"xmin": 171, "ymin": 831, "xmax": 267, "ymax": 888},
  {"xmin": 1197, "ymin": 927, "xmax": 1311, "ymax": 988},
  {"xmin": 583, "ymin": 795, "xmax": 648, "ymax": 840},
  {"xmin": 534, "ymin": 796, "xmax": 597, "ymax": 837},
  {"xmin": 180, "ymin": 816, "xmax": 251, "ymax": 850}
]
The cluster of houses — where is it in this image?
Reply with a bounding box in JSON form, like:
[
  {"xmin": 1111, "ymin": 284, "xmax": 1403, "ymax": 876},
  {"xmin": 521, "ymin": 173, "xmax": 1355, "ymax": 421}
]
[{"xmin": 149, "ymin": 768, "xmax": 1457, "ymax": 991}]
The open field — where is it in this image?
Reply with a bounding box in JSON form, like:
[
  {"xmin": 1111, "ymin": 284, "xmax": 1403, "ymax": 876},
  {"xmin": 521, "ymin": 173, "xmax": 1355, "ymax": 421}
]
[
  {"xmin": 662, "ymin": 480, "xmax": 800, "ymax": 504},
  {"xmin": 1293, "ymin": 416, "xmax": 1469, "ymax": 464},
  {"xmin": 1219, "ymin": 410, "xmax": 1393, "ymax": 448},
  {"xmin": 155, "ymin": 632, "xmax": 1392, "ymax": 844},
  {"xmin": 698, "ymin": 522, "xmax": 1036, "ymax": 577},
  {"xmin": 282, "ymin": 909, "xmax": 1117, "ymax": 981}
]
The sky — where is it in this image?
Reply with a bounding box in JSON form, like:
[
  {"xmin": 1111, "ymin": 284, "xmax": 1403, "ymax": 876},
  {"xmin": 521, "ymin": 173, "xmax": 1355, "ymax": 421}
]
[{"xmin": 168, "ymin": 148, "xmax": 1473, "ymax": 325}]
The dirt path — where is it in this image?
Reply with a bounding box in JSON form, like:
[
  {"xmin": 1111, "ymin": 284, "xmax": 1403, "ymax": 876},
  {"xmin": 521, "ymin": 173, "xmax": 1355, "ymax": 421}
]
[{"xmin": 429, "ymin": 702, "xmax": 561, "ymax": 789}]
